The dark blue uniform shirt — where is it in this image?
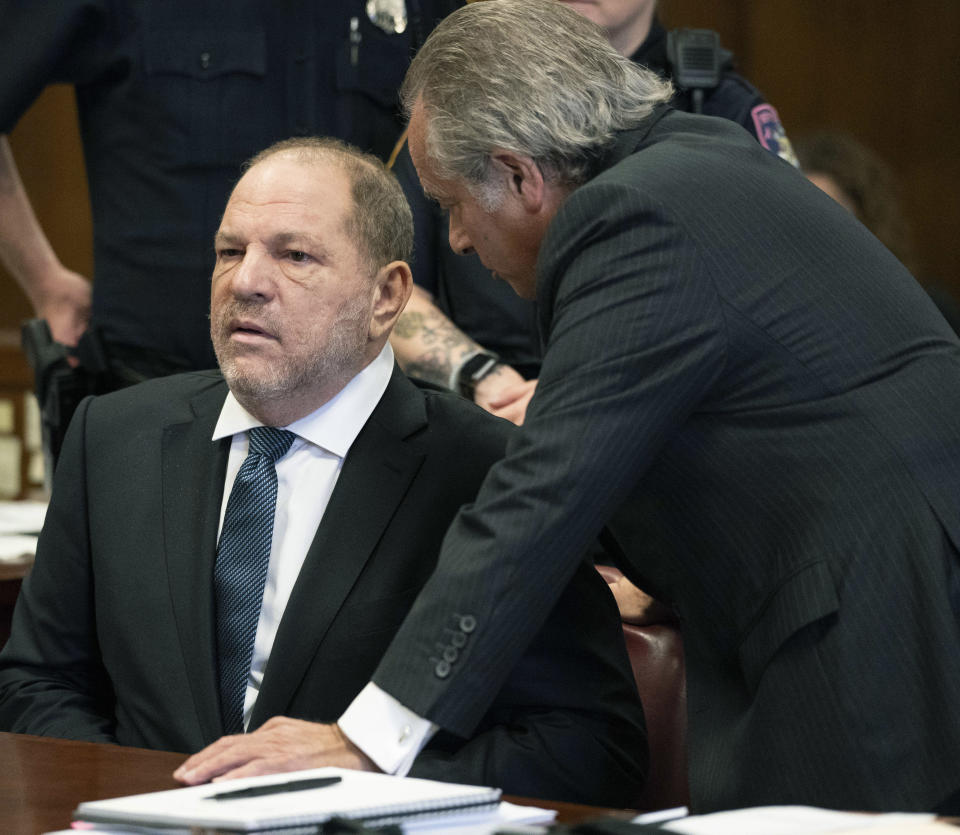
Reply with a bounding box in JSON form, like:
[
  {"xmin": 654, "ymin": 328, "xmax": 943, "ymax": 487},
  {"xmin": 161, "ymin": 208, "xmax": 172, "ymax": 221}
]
[{"xmin": 1, "ymin": 0, "xmax": 456, "ymax": 370}]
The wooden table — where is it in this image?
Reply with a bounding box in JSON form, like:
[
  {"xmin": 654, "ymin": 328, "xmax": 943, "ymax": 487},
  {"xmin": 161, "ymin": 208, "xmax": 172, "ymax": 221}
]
[{"xmin": 0, "ymin": 732, "xmax": 633, "ymax": 834}]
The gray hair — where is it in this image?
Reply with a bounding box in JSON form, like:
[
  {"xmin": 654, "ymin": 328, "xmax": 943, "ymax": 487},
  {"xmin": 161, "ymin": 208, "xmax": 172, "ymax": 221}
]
[
  {"xmin": 401, "ymin": 0, "xmax": 674, "ymax": 190},
  {"xmin": 243, "ymin": 137, "xmax": 413, "ymax": 271}
]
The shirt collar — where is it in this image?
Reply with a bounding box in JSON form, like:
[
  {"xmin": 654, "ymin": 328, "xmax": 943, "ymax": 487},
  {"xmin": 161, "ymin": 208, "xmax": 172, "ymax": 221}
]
[{"xmin": 212, "ymin": 343, "xmax": 395, "ymax": 458}]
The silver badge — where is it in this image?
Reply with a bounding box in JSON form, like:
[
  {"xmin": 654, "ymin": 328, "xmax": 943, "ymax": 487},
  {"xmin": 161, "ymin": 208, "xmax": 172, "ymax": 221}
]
[{"xmin": 366, "ymin": 0, "xmax": 407, "ymax": 34}]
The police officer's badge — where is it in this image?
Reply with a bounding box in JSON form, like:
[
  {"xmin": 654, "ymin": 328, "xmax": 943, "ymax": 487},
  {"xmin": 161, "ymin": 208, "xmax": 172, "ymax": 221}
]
[
  {"xmin": 750, "ymin": 104, "xmax": 799, "ymax": 167},
  {"xmin": 367, "ymin": 0, "xmax": 407, "ymax": 34}
]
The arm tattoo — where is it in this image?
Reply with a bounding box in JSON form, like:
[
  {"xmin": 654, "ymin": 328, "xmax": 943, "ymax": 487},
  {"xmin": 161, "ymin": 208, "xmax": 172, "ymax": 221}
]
[{"xmin": 394, "ymin": 308, "xmax": 481, "ymax": 388}]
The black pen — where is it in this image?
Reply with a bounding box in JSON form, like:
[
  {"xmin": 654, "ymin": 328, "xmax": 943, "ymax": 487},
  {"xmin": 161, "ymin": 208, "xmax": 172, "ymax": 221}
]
[{"xmin": 208, "ymin": 775, "xmax": 342, "ymax": 801}]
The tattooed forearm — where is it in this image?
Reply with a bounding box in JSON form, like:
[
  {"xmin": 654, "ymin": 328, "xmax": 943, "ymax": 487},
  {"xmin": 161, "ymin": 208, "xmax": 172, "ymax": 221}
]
[{"xmin": 392, "ymin": 306, "xmax": 481, "ymax": 388}]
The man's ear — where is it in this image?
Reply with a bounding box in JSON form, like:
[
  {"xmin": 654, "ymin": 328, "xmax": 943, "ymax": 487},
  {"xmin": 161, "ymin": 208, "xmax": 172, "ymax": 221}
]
[
  {"xmin": 490, "ymin": 150, "xmax": 546, "ymax": 213},
  {"xmin": 369, "ymin": 260, "xmax": 414, "ymax": 341}
]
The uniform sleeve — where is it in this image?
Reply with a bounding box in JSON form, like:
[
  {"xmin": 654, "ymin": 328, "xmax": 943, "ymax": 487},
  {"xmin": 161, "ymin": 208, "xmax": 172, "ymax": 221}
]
[
  {"xmin": 371, "ymin": 178, "xmax": 727, "ymax": 735},
  {"xmin": 703, "ymin": 73, "xmax": 798, "ymax": 166},
  {"xmin": 0, "ymin": 396, "xmax": 118, "ymax": 742},
  {"xmin": 0, "ymin": 0, "xmax": 113, "ymax": 133}
]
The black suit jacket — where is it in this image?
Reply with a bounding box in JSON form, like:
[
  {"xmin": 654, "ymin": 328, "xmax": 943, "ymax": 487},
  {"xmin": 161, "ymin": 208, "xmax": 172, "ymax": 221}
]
[
  {"xmin": 374, "ymin": 109, "xmax": 960, "ymax": 812},
  {"xmin": 0, "ymin": 367, "xmax": 647, "ymax": 807}
]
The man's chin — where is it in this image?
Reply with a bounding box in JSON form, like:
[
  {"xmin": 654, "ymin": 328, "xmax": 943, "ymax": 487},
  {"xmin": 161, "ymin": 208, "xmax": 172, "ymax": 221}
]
[
  {"xmin": 219, "ymin": 358, "xmax": 284, "ymax": 401},
  {"xmin": 499, "ymin": 273, "xmax": 537, "ymax": 300}
]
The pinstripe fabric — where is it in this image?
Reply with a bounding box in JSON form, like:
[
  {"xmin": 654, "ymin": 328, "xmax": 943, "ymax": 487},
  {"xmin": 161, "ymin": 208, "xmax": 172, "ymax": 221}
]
[
  {"xmin": 375, "ymin": 109, "xmax": 960, "ymax": 812},
  {"xmin": 214, "ymin": 426, "xmax": 295, "ymax": 735}
]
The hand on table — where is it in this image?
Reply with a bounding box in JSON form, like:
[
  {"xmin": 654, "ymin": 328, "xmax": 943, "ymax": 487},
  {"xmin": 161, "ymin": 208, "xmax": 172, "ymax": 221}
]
[{"xmin": 173, "ymin": 717, "xmax": 380, "ymax": 785}]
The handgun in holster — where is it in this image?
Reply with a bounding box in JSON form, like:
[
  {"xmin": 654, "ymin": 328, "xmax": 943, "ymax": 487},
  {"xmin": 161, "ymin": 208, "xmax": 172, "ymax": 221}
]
[{"xmin": 21, "ymin": 318, "xmax": 112, "ymax": 485}]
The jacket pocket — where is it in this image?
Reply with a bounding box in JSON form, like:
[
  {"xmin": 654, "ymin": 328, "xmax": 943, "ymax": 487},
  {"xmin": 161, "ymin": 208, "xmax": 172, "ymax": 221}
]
[
  {"xmin": 144, "ymin": 30, "xmax": 267, "ymax": 80},
  {"xmin": 142, "ymin": 29, "xmax": 268, "ymax": 165}
]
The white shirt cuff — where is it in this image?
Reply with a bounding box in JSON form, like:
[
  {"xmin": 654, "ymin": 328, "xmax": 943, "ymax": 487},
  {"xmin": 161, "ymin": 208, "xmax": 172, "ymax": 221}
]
[{"xmin": 338, "ymin": 682, "xmax": 438, "ymax": 776}]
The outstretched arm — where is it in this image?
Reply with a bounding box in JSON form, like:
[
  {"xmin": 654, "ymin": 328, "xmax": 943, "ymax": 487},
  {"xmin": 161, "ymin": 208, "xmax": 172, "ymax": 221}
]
[
  {"xmin": 0, "ymin": 135, "xmax": 91, "ymax": 346},
  {"xmin": 174, "ymin": 718, "xmax": 378, "ymax": 784}
]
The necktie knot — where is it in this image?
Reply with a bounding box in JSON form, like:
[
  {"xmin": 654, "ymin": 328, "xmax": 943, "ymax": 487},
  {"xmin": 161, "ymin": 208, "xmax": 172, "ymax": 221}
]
[{"xmin": 248, "ymin": 426, "xmax": 296, "ymax": 464}]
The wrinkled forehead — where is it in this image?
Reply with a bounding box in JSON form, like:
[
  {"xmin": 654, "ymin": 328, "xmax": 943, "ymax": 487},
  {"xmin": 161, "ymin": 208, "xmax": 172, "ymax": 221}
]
[
  {"xmin": 221, "ymin": 154, "xmax": 355, "ymax": 232},
  {"xmin": 235, "ymin": 154, "xmax": 352, "ymax": 211},
  {"xmin": 406, "ymin": 101, "xmax": 450, "ymax": 199}
]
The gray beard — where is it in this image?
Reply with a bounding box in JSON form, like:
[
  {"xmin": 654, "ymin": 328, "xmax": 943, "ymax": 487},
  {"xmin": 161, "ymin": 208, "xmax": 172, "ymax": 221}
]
[{"xmin": 212, "ymin": 295, "xmax": 371, "ymax": 408}]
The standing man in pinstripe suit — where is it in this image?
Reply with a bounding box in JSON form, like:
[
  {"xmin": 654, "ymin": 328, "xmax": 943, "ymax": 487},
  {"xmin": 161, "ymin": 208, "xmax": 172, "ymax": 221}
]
[{"xmin": 188, "ymin": 0, "xmax": 960, "ymax": 813}]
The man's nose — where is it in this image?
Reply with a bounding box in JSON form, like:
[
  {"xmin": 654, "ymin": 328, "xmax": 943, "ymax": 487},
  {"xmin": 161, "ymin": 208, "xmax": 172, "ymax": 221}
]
[
  {"xmin": 230, "ymin": 248, "xmax": 275, "ymax": 299},
  {"xmin": 448, "ymin": 217, "xmax": 474, "ymax": 256}
]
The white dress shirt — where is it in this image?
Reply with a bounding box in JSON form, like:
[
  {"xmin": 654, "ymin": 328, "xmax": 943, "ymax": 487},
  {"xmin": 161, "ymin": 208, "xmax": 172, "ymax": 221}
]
[{"xmin": 211, "ymin": 343, "xmax": 435, "ymax": 774}]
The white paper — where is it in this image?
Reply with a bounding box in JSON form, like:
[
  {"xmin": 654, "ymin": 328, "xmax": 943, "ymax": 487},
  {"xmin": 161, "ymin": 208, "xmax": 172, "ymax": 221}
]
[
  {"xmin": 74, "ymin": 767, "xmax": 502, "ymax": 831},
  {"xmin": 659, "ymin": 805, "xmax": 937, "ymax": 835},
  {"xmin": 0, "ymin": 500, "xmax": 47, "ymax": 534},
  {"xmin": 402, "ymin": 799, "xmax": 556, "ymax": 833},
  {"xmin": 0, "ymin": 534, "xmax": 37, "ymax": 562}
]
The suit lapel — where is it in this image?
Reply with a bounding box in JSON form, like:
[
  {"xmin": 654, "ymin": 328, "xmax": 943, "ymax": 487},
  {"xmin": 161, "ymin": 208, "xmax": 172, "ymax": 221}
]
[
  {"xmin": 251, "ymin": 369, "xmax": 427, "ymax": 726},
  {"xmin": 162, "ymin": 379, "xmax": 231, "ymax": 745}
]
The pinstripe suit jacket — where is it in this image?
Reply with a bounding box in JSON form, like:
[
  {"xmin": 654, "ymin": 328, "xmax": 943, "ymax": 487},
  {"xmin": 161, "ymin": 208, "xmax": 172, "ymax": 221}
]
[{"xmin": 374, "ymin": 108, "xmax": 960, "ymax": 812}]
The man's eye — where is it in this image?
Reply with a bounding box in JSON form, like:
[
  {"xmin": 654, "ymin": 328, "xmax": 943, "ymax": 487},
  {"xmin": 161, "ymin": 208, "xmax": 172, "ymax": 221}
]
[
  {"xmin": 218, "ymin": 248, "xmax": 242, "ymax": 259},
  {"xmin": 287, "ymin": 251, "xmax": 309, "ymax": 263}
]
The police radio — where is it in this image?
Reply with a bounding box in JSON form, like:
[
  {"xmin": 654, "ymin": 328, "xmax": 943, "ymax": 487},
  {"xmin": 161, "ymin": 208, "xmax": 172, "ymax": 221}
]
[{"xmin": 666, "ymin": 28, "xmax": 725, "ymax": 114}]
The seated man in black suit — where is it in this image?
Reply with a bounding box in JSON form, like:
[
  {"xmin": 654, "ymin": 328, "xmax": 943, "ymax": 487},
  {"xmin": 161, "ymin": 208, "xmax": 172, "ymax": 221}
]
[{"xmin": 0, "ymin": 137, "xmax": 647, "ymax": 807}]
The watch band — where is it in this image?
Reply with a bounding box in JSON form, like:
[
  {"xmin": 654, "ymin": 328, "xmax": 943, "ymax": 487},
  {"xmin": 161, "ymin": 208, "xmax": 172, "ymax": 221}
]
[{"xmin": 455, "ymin": 351, "xmax": 500, "ymax": 399}]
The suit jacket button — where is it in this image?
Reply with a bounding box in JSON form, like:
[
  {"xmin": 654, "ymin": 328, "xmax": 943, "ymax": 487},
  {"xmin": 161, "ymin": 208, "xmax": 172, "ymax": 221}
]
[
  {"xmin": 443, "ymin": 646, "xmax": 458, "ymax": 663},
  {"xmin": 451, "ymin": 633, "xmax": 467, "ymax": 648},
  {"xmin": 459, "ymin": 615, "xmax": 476, "ymax": 633},
  {"xmin": 435, "ymin": 660, "xmax": 451, "ymax": 678}
]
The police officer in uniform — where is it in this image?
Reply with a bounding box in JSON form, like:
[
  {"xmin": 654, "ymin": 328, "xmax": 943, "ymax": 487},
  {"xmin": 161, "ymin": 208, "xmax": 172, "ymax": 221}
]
[{"xmin": 1, "ymin": 0, "xmax": 459, "ymax": 465}]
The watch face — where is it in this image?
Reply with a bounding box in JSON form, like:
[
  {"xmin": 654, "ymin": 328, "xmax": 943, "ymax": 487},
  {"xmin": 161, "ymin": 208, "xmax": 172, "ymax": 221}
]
[{"xmin": 367, "ymin": 0, "xmax": 407, "ymax": 34}]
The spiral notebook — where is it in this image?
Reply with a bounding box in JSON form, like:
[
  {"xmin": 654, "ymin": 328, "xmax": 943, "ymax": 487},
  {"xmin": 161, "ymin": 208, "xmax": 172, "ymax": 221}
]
[{"xmin": 73, "ymin": 767, "xmax": 502, "ymax": 832}]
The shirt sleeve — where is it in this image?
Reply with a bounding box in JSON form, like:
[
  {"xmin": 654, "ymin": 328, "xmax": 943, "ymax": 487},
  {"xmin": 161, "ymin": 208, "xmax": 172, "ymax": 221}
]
[
  {"xmin": 338, "ymin": 682, "xmax": 438, "ymax": 775},
  {"xmin": 0, "ymin": 0, "xmax": 113, "ymax": 133}
]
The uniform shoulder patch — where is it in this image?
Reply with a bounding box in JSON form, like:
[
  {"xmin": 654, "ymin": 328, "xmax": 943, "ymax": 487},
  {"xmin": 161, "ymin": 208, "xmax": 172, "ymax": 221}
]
[{"xmin": 751, "ymin": 103, "xmax": 799, "ymax": 167}]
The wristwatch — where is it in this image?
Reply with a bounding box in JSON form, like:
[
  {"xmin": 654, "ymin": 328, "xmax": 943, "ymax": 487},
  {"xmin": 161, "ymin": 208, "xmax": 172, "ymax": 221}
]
[{"xmin": 455, "ymin": 351, "xmax": 500, "ymax": 399}]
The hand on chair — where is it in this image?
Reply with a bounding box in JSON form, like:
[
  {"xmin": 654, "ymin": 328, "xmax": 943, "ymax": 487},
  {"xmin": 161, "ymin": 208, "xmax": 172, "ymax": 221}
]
[{"xmin": 609, "ymin": 575, "xmax": 675, "ymax": 625}]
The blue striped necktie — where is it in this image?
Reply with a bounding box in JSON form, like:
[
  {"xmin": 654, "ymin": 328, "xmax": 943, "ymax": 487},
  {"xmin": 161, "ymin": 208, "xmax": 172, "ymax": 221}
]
[{"xmin": 214, "ymin": 426, "xmax": 296, "ymax": 735}]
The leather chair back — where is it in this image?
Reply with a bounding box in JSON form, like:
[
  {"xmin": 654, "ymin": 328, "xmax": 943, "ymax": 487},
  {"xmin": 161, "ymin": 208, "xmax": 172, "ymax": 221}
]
[{"xmin": 596, "ymin": 565, "xmax": 690, "ymax": 810}]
